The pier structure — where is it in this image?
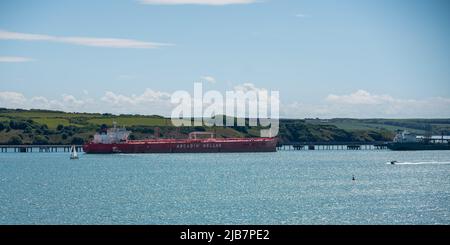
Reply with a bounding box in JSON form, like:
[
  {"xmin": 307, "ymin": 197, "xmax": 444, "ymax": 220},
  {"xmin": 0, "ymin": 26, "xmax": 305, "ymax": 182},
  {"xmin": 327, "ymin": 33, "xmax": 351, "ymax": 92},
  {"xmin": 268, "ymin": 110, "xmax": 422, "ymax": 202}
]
[
  {"xmin": 0, "ymin": 145, "xmax": 84, "ymax": 153},
  {"xmin": 277, "ymin": 141, "xmax": 389, "ymax": 151},
  {"xmin": 1, "ymin": 143, "xmax": 389, "ymax": 152}
]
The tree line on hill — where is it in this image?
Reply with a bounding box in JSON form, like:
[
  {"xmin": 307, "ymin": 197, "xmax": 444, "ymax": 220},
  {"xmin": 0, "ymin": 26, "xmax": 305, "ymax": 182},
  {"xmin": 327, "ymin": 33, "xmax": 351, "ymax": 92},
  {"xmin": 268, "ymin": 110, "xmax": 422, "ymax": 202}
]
[
  {"xmin": 3, "ymin": 108, "xmax": 449, "ymax": 145},
  {"xmin": 0, "ymin": 118, "xmax": 395, "ymax": 145}
]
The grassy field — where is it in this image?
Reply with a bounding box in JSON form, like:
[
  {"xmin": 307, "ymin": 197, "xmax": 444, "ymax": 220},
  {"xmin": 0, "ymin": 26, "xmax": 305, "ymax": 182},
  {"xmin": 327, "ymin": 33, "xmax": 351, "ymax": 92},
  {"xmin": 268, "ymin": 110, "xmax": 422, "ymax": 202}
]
[
  {"xmin": 305, "ymin": 118, "xmax": 450, "ymax": 135},
  {"xmin": 311, "ymin": 121, "xmax": 419, "ymax": 133},
  {"xmin": 32, "ymin": 118, "xmax": 81, "ymax": 129},
  {"xmin": 0, "ymin": 110, "xmax": 103, "ymax": 119},
  {"xmin": 87, "ymin": 117, "xmax": 170, "ymax": 127}
]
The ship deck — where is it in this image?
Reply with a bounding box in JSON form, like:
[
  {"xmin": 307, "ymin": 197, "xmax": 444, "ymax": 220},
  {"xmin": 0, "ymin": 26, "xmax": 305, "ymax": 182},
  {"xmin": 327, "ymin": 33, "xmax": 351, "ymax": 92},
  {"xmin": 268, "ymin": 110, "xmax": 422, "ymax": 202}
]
[{"xmin": 122, "ymin": 138, "xmax": 275, "ymax": 145}]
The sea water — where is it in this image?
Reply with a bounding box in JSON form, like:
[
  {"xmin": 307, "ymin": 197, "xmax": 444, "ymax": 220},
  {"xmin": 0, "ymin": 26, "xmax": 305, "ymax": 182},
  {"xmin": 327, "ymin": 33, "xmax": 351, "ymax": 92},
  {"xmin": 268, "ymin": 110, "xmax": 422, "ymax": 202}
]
[{"xmin": 0, "ymin": 150, "xmax": 449, "ymax": 224}]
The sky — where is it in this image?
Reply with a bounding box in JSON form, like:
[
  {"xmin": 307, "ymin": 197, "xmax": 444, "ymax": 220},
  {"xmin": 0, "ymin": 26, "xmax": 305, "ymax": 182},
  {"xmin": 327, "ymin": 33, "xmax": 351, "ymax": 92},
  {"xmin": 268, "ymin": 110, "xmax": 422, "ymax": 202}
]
[{"xmin": 0, "ymin": 0, "xmax": 449, "ymax": 118}]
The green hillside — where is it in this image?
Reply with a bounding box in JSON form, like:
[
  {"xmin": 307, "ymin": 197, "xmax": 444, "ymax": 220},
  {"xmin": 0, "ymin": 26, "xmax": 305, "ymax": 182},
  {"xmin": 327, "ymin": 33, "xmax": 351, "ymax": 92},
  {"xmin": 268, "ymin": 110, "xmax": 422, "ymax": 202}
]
[{"xmin": 1, "ymin": 108, "xmax": 449, "ymax": 145}]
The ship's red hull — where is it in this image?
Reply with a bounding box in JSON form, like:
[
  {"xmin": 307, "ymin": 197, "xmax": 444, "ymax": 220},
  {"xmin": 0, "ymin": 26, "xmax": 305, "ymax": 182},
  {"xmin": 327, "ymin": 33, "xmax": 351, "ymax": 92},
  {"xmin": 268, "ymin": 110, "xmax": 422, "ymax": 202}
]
[{"xmin": 83, "ymin": 138, "xmax": 277, "ymax": 154}]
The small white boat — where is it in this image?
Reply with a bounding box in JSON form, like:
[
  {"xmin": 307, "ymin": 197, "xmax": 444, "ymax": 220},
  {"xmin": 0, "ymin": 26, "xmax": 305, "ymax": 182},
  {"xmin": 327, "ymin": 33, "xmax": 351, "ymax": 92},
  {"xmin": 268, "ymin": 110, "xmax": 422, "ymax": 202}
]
[{"xmin": 70, "ymin": 145, "xmax": 79, "ymax": 160}]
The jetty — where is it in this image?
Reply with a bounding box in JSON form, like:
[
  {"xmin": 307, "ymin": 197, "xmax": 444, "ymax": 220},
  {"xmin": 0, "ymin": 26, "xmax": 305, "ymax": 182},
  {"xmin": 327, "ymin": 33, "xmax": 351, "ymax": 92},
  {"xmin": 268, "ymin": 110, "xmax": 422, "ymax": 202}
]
[
  {"xmin": 0, "ymin": 145, "xmax": 84, "ymax": 153},
  {"xmin": 1, "ymin": 142, "xmax": 390, "ymax": 153},
  {"xmin": 277, "ymin": 141, "xmax": 389, "ymax": 151},
  {"xmin": 0, "ymin": 142, "xmax": 390, "ymax": 153}
]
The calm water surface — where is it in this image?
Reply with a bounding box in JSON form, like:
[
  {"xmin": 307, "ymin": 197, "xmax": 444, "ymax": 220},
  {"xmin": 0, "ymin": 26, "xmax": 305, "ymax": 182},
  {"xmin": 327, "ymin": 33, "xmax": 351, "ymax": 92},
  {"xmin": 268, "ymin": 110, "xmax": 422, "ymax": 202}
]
[{"xmin": 0, "ymin": 150, "xmax": 449, "ymax": 224}]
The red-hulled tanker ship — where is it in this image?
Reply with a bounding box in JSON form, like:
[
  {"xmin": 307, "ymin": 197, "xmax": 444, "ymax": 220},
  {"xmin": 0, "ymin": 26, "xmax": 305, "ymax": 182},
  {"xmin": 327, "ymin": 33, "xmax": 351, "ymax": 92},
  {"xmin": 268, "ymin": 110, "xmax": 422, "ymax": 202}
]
[{"xmin": 83, "ymin": 124, "xmax": 277, "ymax": 154}]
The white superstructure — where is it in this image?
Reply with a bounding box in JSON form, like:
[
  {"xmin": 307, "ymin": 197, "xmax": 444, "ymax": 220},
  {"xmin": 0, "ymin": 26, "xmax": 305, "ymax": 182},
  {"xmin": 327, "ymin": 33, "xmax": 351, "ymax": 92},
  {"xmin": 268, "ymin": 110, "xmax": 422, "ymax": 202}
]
[
  {"xmin": 93, "ymin": 122, "xmax": 131, "ymax": 144},
  {"xmin": 393, "ymin": 131, "xmax": 418, "ymax": 143}
]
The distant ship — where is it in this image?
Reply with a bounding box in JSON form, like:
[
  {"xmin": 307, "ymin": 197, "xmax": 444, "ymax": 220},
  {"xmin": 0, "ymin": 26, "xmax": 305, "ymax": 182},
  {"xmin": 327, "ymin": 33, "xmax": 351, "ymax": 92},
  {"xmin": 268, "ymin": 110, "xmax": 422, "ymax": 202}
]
[
  {"xmin": 387, "ymin": 131, "xmax": 450, "ymax": 151},
  {"xmin": 83, "ymin": 123, "xmax": 277, "ymax": 154}
]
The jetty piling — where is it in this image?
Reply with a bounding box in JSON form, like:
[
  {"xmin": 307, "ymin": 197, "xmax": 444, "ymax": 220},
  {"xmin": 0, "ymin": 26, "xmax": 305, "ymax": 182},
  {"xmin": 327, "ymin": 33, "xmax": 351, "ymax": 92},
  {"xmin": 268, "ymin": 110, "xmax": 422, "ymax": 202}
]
[
  {"xmin": 0, "ymin": 145, "xmax": 84, "ymax": 153},
  {"xmin": 277, "ymin": 141, "xmax": 388, "ymax": 151},
  {"xmin": 2, "ymin": 143, "xmax": 387, "ymax": 153}
]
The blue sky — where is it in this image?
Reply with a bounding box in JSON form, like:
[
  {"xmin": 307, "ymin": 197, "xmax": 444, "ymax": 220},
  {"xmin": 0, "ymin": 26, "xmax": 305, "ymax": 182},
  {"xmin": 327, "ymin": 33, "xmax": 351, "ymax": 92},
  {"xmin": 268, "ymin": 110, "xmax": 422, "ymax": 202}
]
[{"xmin": 1, "ymin": 0, "xmax": 449, "ymax": 118}]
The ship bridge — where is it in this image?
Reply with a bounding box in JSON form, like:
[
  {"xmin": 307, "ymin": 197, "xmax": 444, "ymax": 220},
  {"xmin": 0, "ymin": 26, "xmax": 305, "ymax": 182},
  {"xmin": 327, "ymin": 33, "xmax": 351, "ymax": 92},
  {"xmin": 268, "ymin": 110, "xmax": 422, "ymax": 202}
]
[{"xmin": 188, "ymin": 132, "xmax": 215, "ymax": 139}]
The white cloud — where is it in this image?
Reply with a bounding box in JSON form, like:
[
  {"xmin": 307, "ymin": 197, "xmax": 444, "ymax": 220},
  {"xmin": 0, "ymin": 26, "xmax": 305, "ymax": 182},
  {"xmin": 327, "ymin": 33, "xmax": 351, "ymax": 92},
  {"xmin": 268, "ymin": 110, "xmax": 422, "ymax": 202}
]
[
  {"xmin": 30, "ymin": 96, "xmax": 64, "ymax": 109},
  {"xmin": 0, "ymin": 56, "xmax": 34, "ymax": 62},
  {"xmin": 201, "ymin": 76, "xmax": 216, "ymax": 84},
  {"xmin": 101, "ymin": 89, "xmax": 171, "ymax": 105},
  {"xmin": 0, "ymin": 91, "xmax": 27, "ymax": 106},
  {"xmin": 326, "ymin": 90, "xmax": 394, "ymax": 105},
  {"xmin": 0, "ymin": 88, "xmax": 210, "ymax": 116},
  {"xmin": 100, "ymin": 89, "xmax": 173, "ymax": 114},
  {"xmin": 230, "ymin": 83, "xmax": 277, "ymax": 119},
  {"xmin": 102, "ymin": 91, "xmax": 136, "ymax": 106},
  {"xmin": 0, "ymin": 31, "xmax": 51, "ymax": 41},
  {"xmin": 0, "ymin": 92, "xmax": 93, "ymax": 112},
  {"xmin": 286, "ymin": 90, "xmax": 450, "ymax": 118},
  {"xmin": 30, "ymin": 96, "xmax": 50, "ymax": 107},
  {"xmin": 233, "ymin": 82, "xmax": 269, "ymax": 94},
  {"xmin": 2, "ymin": 88, "xmax": 450, "ymax": 118},
  {"xmin": 295, "ymin": 14, "xmax": 309, "ymax": 18},
  {"xmin": 62, "ymin": 94, "xmax": 86, "ymax": 107},
  {"xmin": 139, "ymin": 0, "xmax": 257, "ymax": 5},
  {"xmin": 0, "ymin": 30, "xmax": 172, "ymax": 49}
]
